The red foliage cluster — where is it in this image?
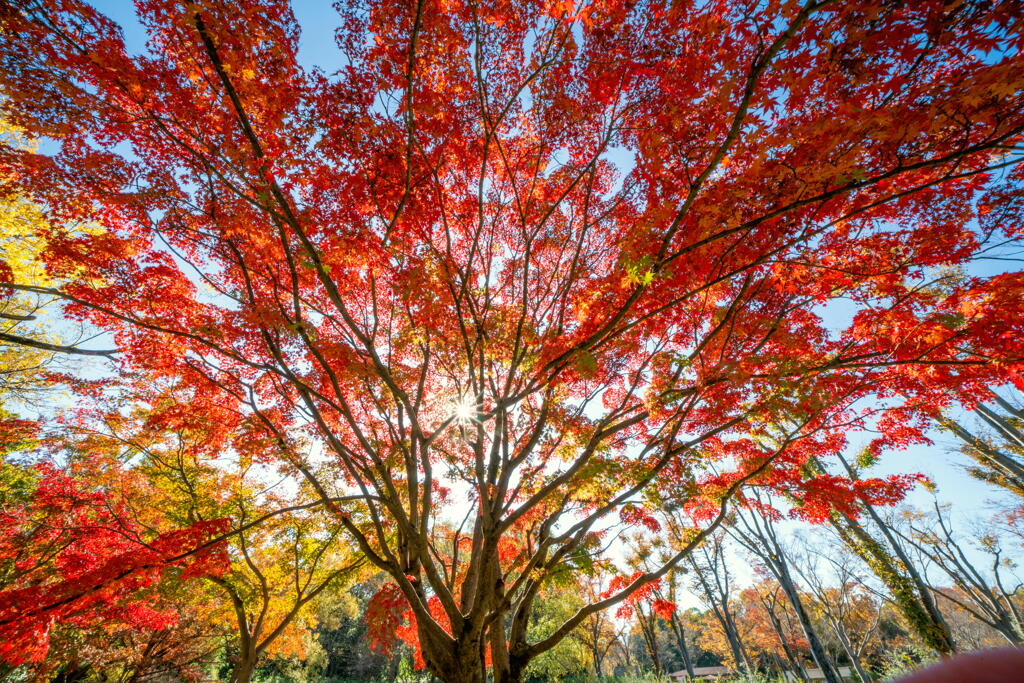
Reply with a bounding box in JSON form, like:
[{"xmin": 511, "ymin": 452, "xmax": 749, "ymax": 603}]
[
  {"xmin": 602, "ymin": 572, "xmax": 668, "ymax": 620},
  {"xmin": 0, "ymin": 462, "xmax": 229, "ymax": 665},
  {"xmin": 365, "ymin": 581, "xmax": 453, "ymax": 669},
  {"xmin": 620, "ymin": 503, "xmax": 662, "ymax": 533}
]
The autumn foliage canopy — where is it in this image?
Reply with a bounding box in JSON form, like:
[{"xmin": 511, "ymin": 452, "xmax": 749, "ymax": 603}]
[{"xmin": 1, "ymin": 0, "xmax": 1023, "ymax": 680}]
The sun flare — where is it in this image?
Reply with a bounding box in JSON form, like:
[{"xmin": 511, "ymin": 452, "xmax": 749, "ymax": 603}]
[{"xmin": 452, "ymin": 394, "xmax": 478, "ymax": 424}]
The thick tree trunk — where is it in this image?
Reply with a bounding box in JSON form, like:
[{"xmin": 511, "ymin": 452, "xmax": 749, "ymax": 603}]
[
  {"xmin": 418, "ymin": 627, "xmax": 492, "ymax": 683},
  {"xmin": 437, "ymin": 655, "xmax": 489, "ymax": 683},
  {"xmin": 443, "ymin": 671, "xmax": 488, "ymax": 683},
  {"xmin": 229, "ymin": 649, "xmax": 258, "ymax": 683},
  {"xmin": 496, "ymin": 661, "xmax": 526, "ymax": 683}
]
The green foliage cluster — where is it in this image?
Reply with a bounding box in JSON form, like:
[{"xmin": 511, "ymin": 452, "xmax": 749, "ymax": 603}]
[{"xmin": 876, "ymin": 644, "xmax": 938, "ymax": 682}]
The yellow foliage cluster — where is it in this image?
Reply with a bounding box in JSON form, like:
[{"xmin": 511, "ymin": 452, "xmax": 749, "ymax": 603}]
[{"xmin": 0, "ymin": 119, "xmax": 57, "ymax": 407}]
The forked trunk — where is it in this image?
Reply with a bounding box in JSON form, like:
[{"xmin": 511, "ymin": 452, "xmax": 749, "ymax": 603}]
[
  {"xmin": 419, "ymin": 631, "xmax": 531, "ymax": 683},
  {"xmin": 420, "ymin": 633, "xmax": 488, "ymax": 683}
]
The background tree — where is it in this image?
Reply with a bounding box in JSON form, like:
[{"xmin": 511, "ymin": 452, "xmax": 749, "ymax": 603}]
[
  {"xmin": 569, "ymin": 578, "xmax": 623, "ymax": 680},
  {"xmin": 727, "ymin": 584, "xmax": 812, "ymax": 678},
  {"xmin": 939, "ymin": 390, "xmax": 1024, "ymax": 498},
  {"xmin": 518, "ymin": 581, "xmax": 593, "ymax": 683},
  {"xmin": 56, "ymin": 593, "xmax": 225, "ymax": 683},
  {"xmin": 820, "ymin": 454, "xmax": 958, "ymax": 656},
  {"xmin": 0, "ymin": 454, "xmax": 230, "ymax": 670},
  {"xmin": 896, "ymin": 501, "xmax": 1024, "ymax": 647},
  {"xmin": 728, "ymin": 494, "xmax": 843, "ymax": 683},
  {"xmin": 66, "ymin": 390, "xmax": 367, "ymax": 683},
  {"xmin": 685, "ymin": 530, "xmax": 752, "ymax": 673},
  {"xmin": 794, "ymin": 539, "xmax": 882, "ymax": 683},
  {"xmin": 208, "ymin": 502, "xmax": 364, "ymax": 682},
  {"xmin": 748, "ymin": 578, "xmax": 812, "ymax": 681},
  {"xmin": 312, "ymin": 572, "xmax": 409, "ymax": 682},
  {"xmin": 0, "ymin": 118, "xmax": 114, "ymax": 375},
  {"xmin": 658, "ymin": 567, "xmax": 701, "ymax": 681}
]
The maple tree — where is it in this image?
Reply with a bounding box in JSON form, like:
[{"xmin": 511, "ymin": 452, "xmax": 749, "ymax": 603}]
[
  {"xmin": 41, "ymin": 587, "xmax": 226, "ymax": 683},
  {"xmin": 746, "ymin": 578, "xmax": 815, "ymax": 679},
  {"xmin": 207, "ymin": 507, "xmax": 364, "ymax": 682},
  {"xmin": 1, "ymin": 0, "xmax": 1024, "ymax": 681},
  {"xmin": 730, "ymin": 584, "xmax": 813, "ymax": 674}
]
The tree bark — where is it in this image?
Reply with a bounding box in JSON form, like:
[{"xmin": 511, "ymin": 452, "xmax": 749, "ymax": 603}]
[
  {"xmin": 774, "ymin": 558, "xmax": 844, "ymax": 683},
  {"xmin": 832, "ymin": 622, "xmax": 872, "ymax": 683},
  {"xmin": 762, "ymin": 595, "xmax": 809, "ymax": 682},
  {"xmin": 670, "ymin": 611, "xmax": 697, "ymax": 680},
  {"xmin": 228, "ymin": 647, "xmax": 258, "ymax": 683},
  {"xmin": 637, "ymin": 604, "xmax": 663, "ymax": 674}
]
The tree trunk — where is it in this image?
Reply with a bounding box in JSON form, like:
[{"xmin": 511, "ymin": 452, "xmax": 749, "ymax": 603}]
[
  {"xmin": 835, "ymin": 456, "xmax": 956, "ymax": 656},
  {"xmin": 991, "ymin": 567, "xmax": 1024, "ymax": 645},
  {"xmin": 417, "ymin": 624, "xmax": 496, "ymax": 683},
  {"xmin": 730, "ymin": 506, "xmax": 842, "ymax": 683},
  {"xmin": 992, "ymin": 613, "xmax": 1024, "ymax": 647},
  {"xmin": 735, "ymin": 621, "xmax": 756, "ymax": 673},
  {"xmin": 833, "ymin": 622, "xmax": 872, "ymax": 683},
  {"xmin": 831, "ymin": 512, "xmax": 956, "ymax": 656},
  {"xmin": 764, "ymin": 600, "xmax": 809, "ymax": 681},
  {"xmin": 229, "ymin": 647, "xmax": 258, "ymax": 683},
  {"xmin": 774, "ymin": 561, "xmax": 844, "ymax": 683},
  {"xmin": 637, "ymin": 606, "xmax": 663, "ymax": 674},
  {"xmin": 498, "ymin": 657, "xmax": 528, "ymax": 683},
  {"xmin": 670, "ymin": 611, "xmax": 697, "ymax": 680},
  {"xmin": 724, "ymin": 611, "xmax": 753, "ymax": 673}
]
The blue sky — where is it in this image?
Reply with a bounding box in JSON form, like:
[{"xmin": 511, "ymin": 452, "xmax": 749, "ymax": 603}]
[{"xmin": 97, "ymin": 1, "xmax": 344, "ymax": 68}]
